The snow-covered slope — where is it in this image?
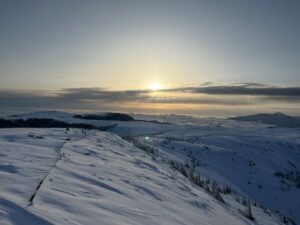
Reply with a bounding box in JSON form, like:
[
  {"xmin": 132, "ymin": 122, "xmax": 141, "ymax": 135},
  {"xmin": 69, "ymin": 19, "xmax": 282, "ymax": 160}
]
[
  {"xmin": 2, "ymin": 111, "xmax": 299, "ymax": 224},
  {"xmin": 135, "ymin": 125, "xmax": 300, "ymax": 224},
  {"xmin": 0, "ymin": 128, "xmax": 286, "ymax": 225}
]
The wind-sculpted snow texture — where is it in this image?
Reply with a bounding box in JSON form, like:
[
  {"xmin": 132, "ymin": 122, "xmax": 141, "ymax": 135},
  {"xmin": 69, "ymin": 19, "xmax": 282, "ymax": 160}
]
[{"xmin": 0, "ymin": 128, "xmax": 287, "ymax": 225}]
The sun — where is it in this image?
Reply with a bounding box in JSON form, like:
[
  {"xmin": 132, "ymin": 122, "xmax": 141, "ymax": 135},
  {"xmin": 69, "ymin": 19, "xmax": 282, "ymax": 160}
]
[{"xmin": 149, "ymin": 82, "xmax": 162, "ymax": 91}]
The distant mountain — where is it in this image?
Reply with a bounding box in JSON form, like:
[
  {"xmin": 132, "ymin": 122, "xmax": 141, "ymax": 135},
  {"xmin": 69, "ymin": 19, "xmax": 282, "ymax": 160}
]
[{"xmin": 231, "ymin": 112, "xmax": 300, "ymax": 128}]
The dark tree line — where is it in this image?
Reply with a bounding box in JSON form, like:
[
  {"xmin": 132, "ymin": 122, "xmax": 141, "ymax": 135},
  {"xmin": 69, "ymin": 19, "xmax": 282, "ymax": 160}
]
[
  {"xmin": 73, "ymin": 113, "xmax": 134, "ymax": 121},
  {"xmin": 0, "ymin": 118, "xmax": 116, "ymax": 131}
]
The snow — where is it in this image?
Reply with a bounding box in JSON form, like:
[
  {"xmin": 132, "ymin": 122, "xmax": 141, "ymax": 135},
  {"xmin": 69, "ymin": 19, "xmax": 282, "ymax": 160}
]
[
  {"xmin": 0, "ymin": 128, "xmax": 286, "ymax": 225},
  {"xmin": 135, "ymin": 123, "xmax": 300, "ymax": 223},
  {"xmin": 1, "ymin": 111, "xmax": 299, "ymax": 224}
]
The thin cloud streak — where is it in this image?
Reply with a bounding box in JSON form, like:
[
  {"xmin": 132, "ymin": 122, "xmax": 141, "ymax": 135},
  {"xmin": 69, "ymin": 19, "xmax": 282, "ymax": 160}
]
[{"xmin": 163, "ymin": 84, "xmax": 300, "ymax": 97}]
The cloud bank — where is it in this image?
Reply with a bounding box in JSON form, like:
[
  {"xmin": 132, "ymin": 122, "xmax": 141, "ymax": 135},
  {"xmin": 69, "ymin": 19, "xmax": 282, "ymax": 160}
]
[{"xmin": 0, "ymin": 83, "xmax": 299, "ymax": 116}]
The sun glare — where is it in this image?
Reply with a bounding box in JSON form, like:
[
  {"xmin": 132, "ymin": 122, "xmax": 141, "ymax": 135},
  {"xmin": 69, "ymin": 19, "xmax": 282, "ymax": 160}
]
[{"xmin": 149, "ymin": 82, "xmax": 162, "ymax": 91}]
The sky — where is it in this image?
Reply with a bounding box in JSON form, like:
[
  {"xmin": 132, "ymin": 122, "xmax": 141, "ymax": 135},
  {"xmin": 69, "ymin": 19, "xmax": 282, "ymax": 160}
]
[{"xmin": 0, "ymin": 0, "xmax": 299, "ymax": 116}]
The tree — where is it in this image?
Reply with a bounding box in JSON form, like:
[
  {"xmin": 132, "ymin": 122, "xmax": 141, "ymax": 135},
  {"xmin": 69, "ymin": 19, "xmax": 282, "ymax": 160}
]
[
  {"xmin": 246, "ymin": 200, "xmax": 254, "ymax": 220},
  {"xmin": 239, "ymin": 200, "xmax": 254, "ymax": 220}
]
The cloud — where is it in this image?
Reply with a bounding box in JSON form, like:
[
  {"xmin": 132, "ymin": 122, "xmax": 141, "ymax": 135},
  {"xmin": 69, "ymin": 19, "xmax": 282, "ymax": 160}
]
[
  {"xmin": 0, "ymin": 83, "xmax": 299, "ymax": 115},
  {"xmin": 58, "ymin": 88, "xmax": 150, "ymax": 102},
  {"xmin": 163, "ymin": 84, "xmax": 300, "ymax": 97}
]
